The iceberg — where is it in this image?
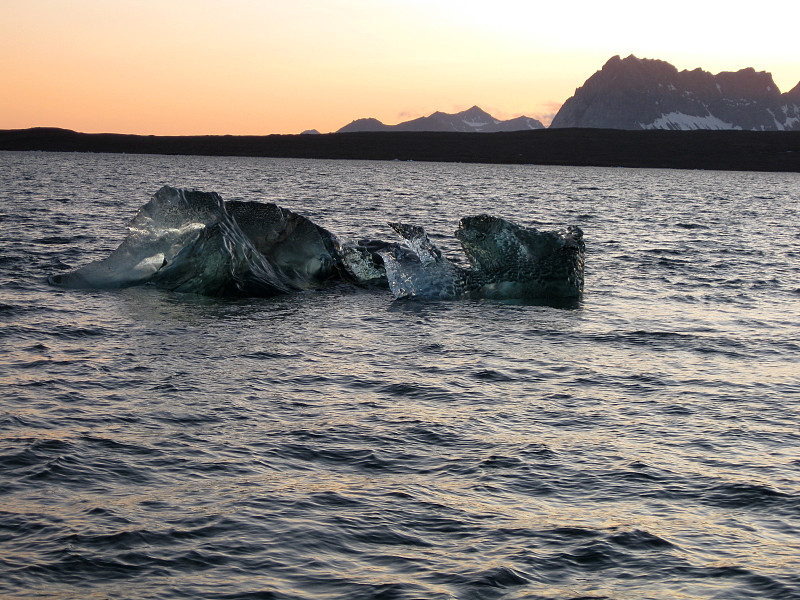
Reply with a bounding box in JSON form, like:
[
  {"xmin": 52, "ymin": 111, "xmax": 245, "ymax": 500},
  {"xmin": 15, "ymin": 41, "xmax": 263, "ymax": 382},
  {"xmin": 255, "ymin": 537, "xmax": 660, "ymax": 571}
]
[
  {"xmin": 380, "ymin": 215, "xmax": 585, "ymax": 300},
  {"xmin": 50, "ymin": 187, "xmax": 585, "ymax": 301}
]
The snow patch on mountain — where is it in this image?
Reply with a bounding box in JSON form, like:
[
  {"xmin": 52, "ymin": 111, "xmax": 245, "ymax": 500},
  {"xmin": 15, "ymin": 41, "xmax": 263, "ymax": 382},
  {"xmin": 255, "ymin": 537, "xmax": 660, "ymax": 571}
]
[
  {"xmin": 463, "ymin": 117, "xmax": 497, "ymax": 128},
  {"xmin": 642, "ymin": 112, "xmax": 740, "ymax": 130}
]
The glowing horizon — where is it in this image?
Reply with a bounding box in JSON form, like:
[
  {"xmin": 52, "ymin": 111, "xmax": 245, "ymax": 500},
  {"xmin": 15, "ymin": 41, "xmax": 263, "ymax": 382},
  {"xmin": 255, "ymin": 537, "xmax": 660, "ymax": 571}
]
[{"xmin": 2, "ymin": 0, "xmax": 798, "ymax": 136}]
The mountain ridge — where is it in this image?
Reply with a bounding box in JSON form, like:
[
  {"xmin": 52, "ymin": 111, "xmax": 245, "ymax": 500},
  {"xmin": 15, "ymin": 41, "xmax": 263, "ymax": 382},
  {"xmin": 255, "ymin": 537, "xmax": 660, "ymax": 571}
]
[
  {"xmin": 550, "ymin": 54, "xmax": 800, "ymax": 130},
  {"xmin": 332, "ymin": 56, "xmax": 799, "ymax": 133},
  {"xmin": 337, "ymin": 106, "xmax": 544, "ymax": 133}
]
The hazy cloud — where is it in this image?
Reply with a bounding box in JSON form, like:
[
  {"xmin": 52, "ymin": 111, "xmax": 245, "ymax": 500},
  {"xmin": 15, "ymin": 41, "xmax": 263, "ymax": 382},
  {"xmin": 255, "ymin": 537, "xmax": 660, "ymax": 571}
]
[
  {"xmin": 531, "ymin": 101, "xmax": 564, "ymax": 127},
  {"xmin": 396, "ymin": 110, "xmax": 426, "ymax": 122}
]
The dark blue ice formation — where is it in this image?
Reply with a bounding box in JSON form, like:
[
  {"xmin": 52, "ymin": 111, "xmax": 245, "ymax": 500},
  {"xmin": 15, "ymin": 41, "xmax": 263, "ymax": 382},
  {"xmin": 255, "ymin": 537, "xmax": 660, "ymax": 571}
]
[{"xmin": 50, "ymin": 186, "xmax": 585, "ymax": 300}]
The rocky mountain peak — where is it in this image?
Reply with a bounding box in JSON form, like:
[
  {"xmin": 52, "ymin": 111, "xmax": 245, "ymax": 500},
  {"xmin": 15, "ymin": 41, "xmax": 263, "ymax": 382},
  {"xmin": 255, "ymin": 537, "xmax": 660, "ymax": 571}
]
[
  {"xmin": 336, "ymin": 107, "xmax": 542, "ymax": 133},
  {"xmin": 550, "ymin": 55, "xmax": 800, "ymax": 131},
  {"xmin": 782, "ymin": 80, "xmax": 800, "ymax": 101},
  {"xmin": 715, "ymin": 67, "xmax": 780, "ymax": 100}
]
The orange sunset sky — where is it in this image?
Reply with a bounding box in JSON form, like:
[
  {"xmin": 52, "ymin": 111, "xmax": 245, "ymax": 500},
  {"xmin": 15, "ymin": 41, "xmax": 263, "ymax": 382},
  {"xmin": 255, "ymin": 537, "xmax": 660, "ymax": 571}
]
[{"xmin": 2, "ymin": 0, "xmax": 799, "ymax": 136}]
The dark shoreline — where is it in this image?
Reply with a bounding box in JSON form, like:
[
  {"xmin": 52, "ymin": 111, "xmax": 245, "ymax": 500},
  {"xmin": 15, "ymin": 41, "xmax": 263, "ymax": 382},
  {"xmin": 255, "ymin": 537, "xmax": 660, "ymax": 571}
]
[{"xmin": 2, "ymin": 127, "xmax": 799, "ymax": 172}]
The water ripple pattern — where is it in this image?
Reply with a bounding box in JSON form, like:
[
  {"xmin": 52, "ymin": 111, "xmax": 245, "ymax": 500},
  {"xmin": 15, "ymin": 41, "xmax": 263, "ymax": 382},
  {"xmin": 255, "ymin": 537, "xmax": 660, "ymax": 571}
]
[{"xmin": 1, "ymin": 152, "xmax": 799, "ymax": 599}]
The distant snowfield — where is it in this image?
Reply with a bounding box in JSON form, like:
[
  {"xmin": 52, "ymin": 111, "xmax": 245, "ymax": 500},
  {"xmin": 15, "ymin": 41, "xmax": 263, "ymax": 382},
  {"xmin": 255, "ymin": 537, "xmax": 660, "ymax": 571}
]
[
  {"xmin": 642, "ymin": 112, "xmax": 741, "ymax": 130},
  {"xmin": 642, "ymin": 109, "xmax": 800, "ymax": 131},
  {"xmin": 462, "ymin": 118, "xmax": 497, "ymax": 129}
]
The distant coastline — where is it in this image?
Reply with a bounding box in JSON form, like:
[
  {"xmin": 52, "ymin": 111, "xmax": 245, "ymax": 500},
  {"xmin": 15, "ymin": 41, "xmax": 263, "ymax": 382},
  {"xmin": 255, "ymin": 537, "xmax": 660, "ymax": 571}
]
[{"xmin": 2, "ymin": 127, "xmax": 799, "ymax": 172}]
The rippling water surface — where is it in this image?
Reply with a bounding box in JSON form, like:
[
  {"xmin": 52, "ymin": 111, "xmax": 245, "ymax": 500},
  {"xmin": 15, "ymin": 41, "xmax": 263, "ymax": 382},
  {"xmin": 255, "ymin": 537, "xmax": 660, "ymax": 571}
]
[{"xmin": 1, "ymin": 152, "xmax": 799, "ymax": 599}]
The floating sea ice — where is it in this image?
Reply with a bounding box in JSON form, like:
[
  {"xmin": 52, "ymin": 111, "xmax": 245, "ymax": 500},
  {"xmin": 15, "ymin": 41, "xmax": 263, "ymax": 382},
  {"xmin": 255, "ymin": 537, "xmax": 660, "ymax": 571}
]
[
  {"xmin": 50, "ymin": 186, "xmax": 290, "ymax": 296},
  {"xmin": 378, "ymin": 223, "xmax": 462, "ymax": 300},
  {"xmin": 378, "ymin": 216, "xmax": 585, "ymax": 301},
  {"xmin": 456, "ymin": 215, "xmax": 585, "ymax": 300},
  {"xmin": 50, "ymin": 187, "xmax": 585, "ymax": 301}
]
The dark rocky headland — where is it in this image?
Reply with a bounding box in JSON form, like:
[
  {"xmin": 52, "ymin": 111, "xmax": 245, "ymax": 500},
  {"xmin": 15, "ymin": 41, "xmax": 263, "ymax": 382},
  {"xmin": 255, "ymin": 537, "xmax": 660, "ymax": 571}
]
[{"xmin": 2, "ymin": 127, "xmax": 799, "ymax": 172}]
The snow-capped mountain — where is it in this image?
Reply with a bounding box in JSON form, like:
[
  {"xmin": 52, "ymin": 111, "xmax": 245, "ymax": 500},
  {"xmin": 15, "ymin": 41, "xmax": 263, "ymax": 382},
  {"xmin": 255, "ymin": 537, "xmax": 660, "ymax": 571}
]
[
  {"xmin": 550, "ymin": 55, "xmax": 800, "ymax": 131},
  {"xmin": 337, "ymin": 106, "xmax": 544, "ymax": 133}
]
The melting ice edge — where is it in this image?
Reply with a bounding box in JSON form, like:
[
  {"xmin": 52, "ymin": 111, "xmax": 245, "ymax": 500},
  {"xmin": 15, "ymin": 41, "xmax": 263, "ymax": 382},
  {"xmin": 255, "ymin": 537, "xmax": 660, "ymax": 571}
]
[{"xmin": 50, "ymin": 186, "xmax": 585, "ymax": 301}]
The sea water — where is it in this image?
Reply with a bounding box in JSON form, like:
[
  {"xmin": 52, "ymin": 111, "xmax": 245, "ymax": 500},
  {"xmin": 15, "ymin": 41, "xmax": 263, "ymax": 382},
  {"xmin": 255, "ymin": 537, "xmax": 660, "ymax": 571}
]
[{"xmin": 1, "ymin": 151, "xmax": 798, "ymax": 600}]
